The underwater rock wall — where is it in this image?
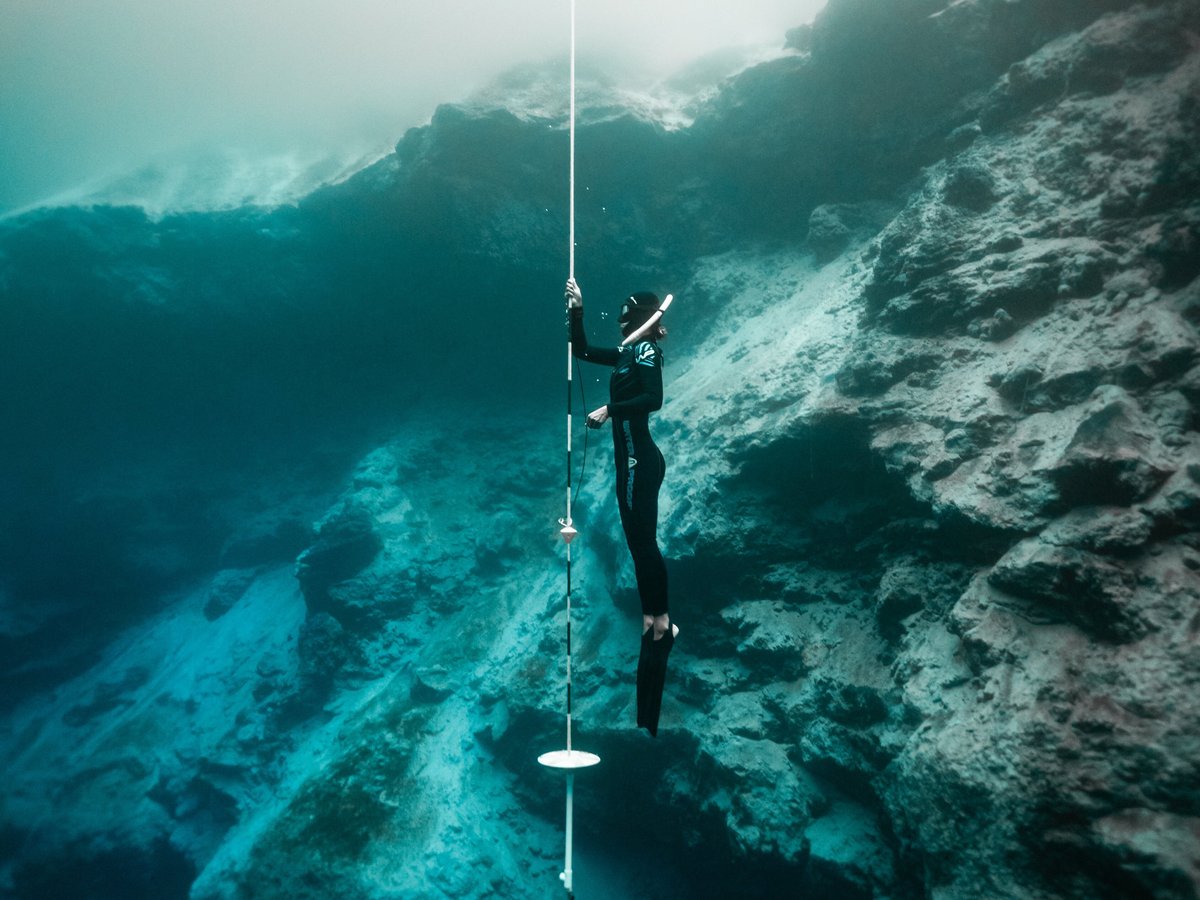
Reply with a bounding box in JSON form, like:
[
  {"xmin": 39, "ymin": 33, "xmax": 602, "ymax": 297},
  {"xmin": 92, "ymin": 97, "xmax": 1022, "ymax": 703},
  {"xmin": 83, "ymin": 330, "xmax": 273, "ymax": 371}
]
[{"xmin": 2, "ymin": 0, "xmax": 1199, "ymax": 898}]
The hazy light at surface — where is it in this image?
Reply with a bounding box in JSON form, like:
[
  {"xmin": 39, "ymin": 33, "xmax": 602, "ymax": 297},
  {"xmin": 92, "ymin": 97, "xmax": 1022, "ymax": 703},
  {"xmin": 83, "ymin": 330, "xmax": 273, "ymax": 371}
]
[{"xmin": 0, "ymin": 0, "xmax": 827, "ymax": 213}]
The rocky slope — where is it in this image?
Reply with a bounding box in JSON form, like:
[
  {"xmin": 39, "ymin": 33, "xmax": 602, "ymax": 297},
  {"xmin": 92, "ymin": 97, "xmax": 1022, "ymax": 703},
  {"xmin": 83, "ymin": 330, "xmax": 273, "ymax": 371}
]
[{"xmin": 2, "ymin": 0, "xmax": 1198, "ymax": 898}]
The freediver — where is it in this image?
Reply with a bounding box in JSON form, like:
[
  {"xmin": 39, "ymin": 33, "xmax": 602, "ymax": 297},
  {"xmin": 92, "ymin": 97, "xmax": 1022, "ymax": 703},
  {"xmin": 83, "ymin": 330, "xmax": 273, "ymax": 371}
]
[{"xmin": 566, "ymin": 277, "xmax": 678, "ymax": 737}]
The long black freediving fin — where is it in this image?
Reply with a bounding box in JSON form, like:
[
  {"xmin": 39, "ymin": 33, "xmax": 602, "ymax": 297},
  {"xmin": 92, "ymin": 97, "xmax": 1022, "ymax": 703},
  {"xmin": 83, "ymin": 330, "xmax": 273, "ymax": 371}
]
[{"xmin": 636, "ymin": 626, "xmax": 676, "ymax": 737}]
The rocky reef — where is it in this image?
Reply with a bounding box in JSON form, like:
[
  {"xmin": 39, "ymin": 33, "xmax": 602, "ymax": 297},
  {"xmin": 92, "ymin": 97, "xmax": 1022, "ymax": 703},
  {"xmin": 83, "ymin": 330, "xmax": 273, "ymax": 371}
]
[{"xmin": 2, "ymin": 1, "xmax": 1198, "ymax": 898}]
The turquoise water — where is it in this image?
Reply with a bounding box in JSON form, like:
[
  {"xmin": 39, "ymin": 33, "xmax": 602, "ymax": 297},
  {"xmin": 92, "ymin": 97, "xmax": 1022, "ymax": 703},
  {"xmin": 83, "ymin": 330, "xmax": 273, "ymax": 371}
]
[{"xmin": 3, "ymin": 1, "xmax": 1199, "ymax": 897}]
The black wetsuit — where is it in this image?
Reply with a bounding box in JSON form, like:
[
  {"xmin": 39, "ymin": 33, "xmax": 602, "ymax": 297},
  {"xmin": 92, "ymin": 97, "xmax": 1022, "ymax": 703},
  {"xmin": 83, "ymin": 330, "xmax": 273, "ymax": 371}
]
[
  {"xmin": 569, "ymin": 307, "xmax": 668, "ymax": 617},
  {"xmin": 571, "ymin": 306, "xmax": 674, "ymax": 737}
]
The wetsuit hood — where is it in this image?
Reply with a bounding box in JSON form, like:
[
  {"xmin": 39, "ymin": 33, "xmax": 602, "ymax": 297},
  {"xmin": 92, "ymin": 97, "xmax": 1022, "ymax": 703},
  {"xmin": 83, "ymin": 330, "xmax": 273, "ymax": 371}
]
[{"xmin": 619, "ymin": 292, "xmax": 662, "ymax": 337}]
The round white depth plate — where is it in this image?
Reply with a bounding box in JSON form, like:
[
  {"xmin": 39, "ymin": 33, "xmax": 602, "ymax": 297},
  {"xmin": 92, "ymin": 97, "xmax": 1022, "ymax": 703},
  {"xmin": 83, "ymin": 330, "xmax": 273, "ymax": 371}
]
[{"xmin": 537, "ymin": 749, "xmax": 601, "ymax": 769}]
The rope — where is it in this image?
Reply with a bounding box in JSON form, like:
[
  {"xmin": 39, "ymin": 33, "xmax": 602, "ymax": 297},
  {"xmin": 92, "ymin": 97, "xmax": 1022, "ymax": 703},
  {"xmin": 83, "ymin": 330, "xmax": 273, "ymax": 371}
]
[
  {"xmin": 572, "ymin": 372, "xmax": 589, "ymax": 511},
  {"xmin": 543, "ymin": 9, "xmax": 668, "ymax": 893},
  {"xmin": 569, "ymin": 0, "xmax": 575, "ymax": 281},
  {"xmin": 545, "ymin": 5, "xmax": 597, "ymax": 899},
  {"xmin": 564, "ymin": 0, "xmax": 577, "ymax": 755}
]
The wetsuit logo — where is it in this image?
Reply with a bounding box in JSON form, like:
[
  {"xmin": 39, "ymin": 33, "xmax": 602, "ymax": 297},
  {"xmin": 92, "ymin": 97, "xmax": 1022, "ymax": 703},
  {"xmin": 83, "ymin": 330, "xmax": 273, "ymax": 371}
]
[{"xmin": 622, "ymin": 421, "xmax": 637, "ymax": 510}]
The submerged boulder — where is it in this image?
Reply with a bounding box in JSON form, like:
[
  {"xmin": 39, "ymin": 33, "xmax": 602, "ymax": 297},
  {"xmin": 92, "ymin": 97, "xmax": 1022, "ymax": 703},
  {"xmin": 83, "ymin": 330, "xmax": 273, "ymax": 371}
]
[
  {"xmin": 293, "ymin": 504, "xmax": 382, "ymax": 614},
  {"xmin": 1052, "ymin": 385, "xmax": 1175, "ymax": 507},
  {"xmin": 988, "ymin": 537, "xmax": 1145, "ymax": 642}
]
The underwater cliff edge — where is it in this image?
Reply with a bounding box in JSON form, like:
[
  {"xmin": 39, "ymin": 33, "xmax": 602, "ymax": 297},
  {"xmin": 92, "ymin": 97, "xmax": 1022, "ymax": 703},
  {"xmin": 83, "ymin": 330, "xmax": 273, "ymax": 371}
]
[{"xmin": 1, "ymin": 0, "xmax": 1199, "ymax": 897}]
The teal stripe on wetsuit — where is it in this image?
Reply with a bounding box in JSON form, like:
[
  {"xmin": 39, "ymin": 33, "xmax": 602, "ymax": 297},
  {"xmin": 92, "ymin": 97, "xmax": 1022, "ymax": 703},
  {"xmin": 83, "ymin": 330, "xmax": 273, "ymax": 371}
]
[{"xmin": 569, "ymin": 307, "xmax": 669, "ymax": 616}]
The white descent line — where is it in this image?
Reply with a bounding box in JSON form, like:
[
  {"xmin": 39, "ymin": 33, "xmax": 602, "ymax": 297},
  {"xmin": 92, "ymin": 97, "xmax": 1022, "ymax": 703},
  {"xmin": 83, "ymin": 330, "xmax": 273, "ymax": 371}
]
[
  {"xmin": 540, "ymin": 1, "xmax": 598, "ymax": 898},
  {"xmin": 567, "ymin": 0, "xmax": 575, "ymax": 280}
]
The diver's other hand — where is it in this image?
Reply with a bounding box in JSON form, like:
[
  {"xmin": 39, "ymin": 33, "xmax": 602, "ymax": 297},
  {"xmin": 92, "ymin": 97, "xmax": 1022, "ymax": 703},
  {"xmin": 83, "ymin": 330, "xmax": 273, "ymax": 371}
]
[
  {"xmin": 565, "ymin": 278, "xmax": 583, "ymax": 309},
  {"xmin": 586, "ymin": 405, "xmax": 609, "ymax": 428}
]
